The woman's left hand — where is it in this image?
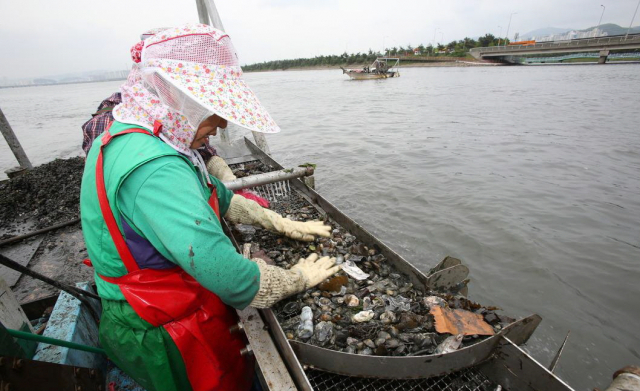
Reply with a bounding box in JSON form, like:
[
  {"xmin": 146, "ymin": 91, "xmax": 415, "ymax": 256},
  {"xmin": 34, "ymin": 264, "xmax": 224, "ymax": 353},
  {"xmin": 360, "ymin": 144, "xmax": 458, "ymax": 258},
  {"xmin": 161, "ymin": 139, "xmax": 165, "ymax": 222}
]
[
  {"xmin": 226, "ymin": 194, "xmax": 331, "ymax": 241},
  {"xmin": 275, "ymin": 218, "xmax": 331, "ymax": 242}
]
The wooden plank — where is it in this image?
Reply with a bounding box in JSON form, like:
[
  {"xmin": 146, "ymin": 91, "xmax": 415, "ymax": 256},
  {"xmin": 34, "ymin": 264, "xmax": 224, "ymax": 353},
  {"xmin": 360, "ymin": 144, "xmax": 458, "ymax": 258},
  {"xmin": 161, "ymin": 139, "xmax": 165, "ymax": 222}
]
[
  {"xmin": 237, "ymin": 307, "xmax": 297, "ymax": 391},
  {"xmin": 0, "ymin": 236, "xmax": 44, "ymax": 288},
  {"xmin": 0, "ymin": 277, "xmax": 34, "ymax": 333}
]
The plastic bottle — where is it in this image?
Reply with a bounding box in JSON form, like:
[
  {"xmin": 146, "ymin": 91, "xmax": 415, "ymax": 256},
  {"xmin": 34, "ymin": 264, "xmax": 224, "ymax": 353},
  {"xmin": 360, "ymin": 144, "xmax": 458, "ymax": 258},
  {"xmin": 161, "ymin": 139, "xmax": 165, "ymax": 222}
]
[{"xmin": 297, "ymin": 306, "xmax": 314, "ymax": 339}]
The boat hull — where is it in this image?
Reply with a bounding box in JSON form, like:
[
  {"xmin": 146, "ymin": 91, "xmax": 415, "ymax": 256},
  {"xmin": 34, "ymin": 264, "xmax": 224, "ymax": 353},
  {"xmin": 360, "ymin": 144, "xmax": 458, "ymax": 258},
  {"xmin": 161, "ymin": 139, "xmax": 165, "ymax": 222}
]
[{"xmin": 345, "ymin": 71, "xmax": 399, "ymax": 80}]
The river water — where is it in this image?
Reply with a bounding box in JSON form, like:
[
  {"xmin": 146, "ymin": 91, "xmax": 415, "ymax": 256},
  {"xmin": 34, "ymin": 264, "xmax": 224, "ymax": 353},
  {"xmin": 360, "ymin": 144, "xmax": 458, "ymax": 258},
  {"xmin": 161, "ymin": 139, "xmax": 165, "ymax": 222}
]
[{"xmin": 1, "ymin": 64, "xmax": 639, "ymax": 390}]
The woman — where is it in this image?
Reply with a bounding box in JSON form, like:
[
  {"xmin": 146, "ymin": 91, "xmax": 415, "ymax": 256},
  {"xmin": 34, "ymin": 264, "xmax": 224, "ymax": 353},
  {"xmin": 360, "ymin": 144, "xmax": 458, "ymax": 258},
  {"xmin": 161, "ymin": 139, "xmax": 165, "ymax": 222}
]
[{"xmin": 80, "ymin": 24, "xmax": 339, "ymax": 391}]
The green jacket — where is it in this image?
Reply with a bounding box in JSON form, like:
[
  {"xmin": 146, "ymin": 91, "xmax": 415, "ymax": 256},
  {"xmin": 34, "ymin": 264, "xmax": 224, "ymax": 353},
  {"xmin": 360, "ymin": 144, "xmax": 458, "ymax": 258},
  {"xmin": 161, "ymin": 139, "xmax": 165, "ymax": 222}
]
[{"xmin": 80, "ymin": 121, "xmax": 260, "ymax": 308}]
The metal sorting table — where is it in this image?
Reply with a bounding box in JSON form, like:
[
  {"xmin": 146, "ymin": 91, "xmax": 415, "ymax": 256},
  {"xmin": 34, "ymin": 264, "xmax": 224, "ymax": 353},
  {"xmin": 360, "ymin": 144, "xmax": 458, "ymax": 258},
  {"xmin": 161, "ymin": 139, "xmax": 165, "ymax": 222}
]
[{"xmin": 305, "ymin": 367, "xmax": 494, "ymax": 391}]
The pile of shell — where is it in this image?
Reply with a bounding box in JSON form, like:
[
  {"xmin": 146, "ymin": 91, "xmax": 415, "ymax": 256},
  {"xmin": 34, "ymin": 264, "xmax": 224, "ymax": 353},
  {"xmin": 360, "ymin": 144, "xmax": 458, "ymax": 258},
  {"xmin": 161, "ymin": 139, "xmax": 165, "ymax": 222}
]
[
  {"xmin": 230, "ymin": 162, "xmax": 514, "ymax": 356},
  {"xmin": 0, "ymin": 157, "xmax": 84, "ymax": 234}
]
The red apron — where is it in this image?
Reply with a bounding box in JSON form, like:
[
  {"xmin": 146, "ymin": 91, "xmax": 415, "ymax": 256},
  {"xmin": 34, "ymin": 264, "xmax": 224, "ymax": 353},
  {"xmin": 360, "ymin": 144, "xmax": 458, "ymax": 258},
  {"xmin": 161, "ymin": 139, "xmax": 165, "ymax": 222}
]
[{"xmin": 95, "ymin": 127, "xmax": 253, "ymax": 391}]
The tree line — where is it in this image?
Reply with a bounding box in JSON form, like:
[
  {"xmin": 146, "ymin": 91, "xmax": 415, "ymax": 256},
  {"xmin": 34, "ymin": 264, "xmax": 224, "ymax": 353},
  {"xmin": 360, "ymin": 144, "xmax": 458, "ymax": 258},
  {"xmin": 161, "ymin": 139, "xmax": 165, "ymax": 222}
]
[{"xmin": 242, "ymin": 34, "xmax": 506, "ymax": 71}]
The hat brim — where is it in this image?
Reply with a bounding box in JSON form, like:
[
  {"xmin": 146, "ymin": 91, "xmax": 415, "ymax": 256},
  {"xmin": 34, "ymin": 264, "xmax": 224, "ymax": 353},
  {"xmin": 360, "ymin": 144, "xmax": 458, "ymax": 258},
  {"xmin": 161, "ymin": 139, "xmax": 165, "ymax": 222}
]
[{"xmin": 160, "ymin": 69, "xmax": 280, "ymax": 134}]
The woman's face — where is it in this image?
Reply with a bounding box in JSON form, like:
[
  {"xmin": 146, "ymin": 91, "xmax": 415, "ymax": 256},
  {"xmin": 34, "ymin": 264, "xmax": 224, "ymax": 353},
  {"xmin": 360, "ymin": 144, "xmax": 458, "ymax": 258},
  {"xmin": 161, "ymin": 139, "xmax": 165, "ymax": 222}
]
[{"xmin": 190, "ymin": 114, "xmax": 228, "ymax": 149}]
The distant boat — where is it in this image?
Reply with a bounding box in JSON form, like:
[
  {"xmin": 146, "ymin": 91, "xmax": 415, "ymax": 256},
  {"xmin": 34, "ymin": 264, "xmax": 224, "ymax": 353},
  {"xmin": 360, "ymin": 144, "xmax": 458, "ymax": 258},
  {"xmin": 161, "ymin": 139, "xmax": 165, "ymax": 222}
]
[{"xmin": 341, "ymin": 57, "xmax": 400, "ymax": 80}]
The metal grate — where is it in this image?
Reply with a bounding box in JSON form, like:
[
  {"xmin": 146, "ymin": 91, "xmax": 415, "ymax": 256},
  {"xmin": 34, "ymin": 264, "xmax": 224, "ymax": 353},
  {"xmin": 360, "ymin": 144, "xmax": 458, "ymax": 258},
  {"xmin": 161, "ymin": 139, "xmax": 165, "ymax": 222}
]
[
  {"xmin": 305, "ymin": 367, "xmax": 497, "ymax": 391},
  {"xmin": 229, "ymin": 161, "xmax": 293, "ymax": 201},
  {"xmin": 251, "ymin": 180, "xmax": 293, "ymax": 202}
]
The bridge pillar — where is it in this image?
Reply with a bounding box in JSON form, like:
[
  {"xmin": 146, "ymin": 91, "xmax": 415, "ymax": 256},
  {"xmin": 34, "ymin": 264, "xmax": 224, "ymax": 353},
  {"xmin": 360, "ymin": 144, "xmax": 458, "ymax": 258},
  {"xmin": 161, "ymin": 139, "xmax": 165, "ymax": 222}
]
[{"xmin": 598, "ymin": 50, "xmax": 610, "ymax": 64}]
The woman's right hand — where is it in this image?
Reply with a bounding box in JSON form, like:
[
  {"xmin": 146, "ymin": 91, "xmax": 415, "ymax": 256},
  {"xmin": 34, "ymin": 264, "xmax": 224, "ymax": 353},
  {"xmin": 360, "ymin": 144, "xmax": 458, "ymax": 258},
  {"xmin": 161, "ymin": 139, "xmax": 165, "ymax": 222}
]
[
  {"xmin": 290, "ymin": 253, "xmax": 340, "ymax": 289},
  {"xmin": 249, "ymin": 253, "xmax": 340, "ymax": 308}
]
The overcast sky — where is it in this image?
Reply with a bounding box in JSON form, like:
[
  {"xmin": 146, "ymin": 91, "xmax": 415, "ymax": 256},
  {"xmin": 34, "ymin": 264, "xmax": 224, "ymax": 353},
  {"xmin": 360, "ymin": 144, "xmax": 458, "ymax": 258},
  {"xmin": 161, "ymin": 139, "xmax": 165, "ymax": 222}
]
[{"xmin": 1, "ymin": 0, "xmax": 638, "ymax": 79}]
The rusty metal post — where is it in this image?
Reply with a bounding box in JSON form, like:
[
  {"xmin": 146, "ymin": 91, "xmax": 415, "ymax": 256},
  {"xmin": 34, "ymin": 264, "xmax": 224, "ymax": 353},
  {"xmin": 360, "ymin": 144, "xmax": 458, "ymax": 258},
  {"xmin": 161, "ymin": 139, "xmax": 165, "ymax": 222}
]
[
  {"xmin": 195, "ymin": 0, "xmax": 210, "ymax": 24},
  {"xmin": 0, "ymin": 107, "xmax": 32, "ymax": 170},
  {"xmin": 196, "ymin": 0, "xmax": 272, "ymax": 155},
  {"xmin": 203, "ymin": 0, "xmax": 226, "ymax": 31},
  {"xmin": 252, "ymin": 131, "xmax": 271, "ymax": 154}
]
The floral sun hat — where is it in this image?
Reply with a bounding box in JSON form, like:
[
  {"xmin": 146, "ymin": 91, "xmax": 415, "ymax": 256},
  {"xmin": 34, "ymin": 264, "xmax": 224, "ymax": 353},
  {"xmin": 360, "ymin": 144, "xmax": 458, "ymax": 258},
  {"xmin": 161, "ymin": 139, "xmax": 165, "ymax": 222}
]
[
  {"xmin": 140, "ymin": 27, "xmax": 169, "ymax": 41},
  {"xmin": 114, "ymin": 34, "xmax": 207, "ymax": 162},
  {"xmin": 138, "ymin": 23, "xmax": 280, "ymax": 134}
]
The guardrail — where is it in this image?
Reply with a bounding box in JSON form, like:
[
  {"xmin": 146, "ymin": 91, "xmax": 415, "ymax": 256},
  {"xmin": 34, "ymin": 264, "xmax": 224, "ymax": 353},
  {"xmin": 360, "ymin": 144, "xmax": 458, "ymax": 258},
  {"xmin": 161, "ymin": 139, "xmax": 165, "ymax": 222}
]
[
  {"xmin": 470, "ymin": 34, "xmax": 640, "ymax": 55},
  {"xmin": 396, "ymin": 55, "xmax": 467, "ymax": 62},
  {"xmin": 523, "ymin": 51, "xmax": 640, "ymax": 63}
]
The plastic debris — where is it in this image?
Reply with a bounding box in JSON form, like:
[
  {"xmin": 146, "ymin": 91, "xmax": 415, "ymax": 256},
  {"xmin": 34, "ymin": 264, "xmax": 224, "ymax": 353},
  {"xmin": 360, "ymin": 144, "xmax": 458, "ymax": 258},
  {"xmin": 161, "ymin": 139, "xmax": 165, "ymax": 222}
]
[
  {"xmin": 341, "ymin": 261, "xmax": 369, "ymax": 280},
  {"xmin": 435, "ymin": 334, "xmax": 464, "ymax": 354},
  {"xmin": 297, "ymin": 306, "xmax": 314, "ymax": 339},
  {"xmin": 383, "ymin": 294, "xmax": 411, "ymax": 312},
  {"xmin": 430, "ymin": 306, "xmax": 495, "ymax": 336}
]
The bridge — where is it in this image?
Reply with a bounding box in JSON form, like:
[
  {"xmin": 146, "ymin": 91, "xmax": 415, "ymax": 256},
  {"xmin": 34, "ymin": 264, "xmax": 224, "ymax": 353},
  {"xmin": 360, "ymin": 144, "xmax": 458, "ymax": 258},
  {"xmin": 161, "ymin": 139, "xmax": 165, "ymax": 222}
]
[
  {"xmin": 470, "ymin": 34, "xmax": 640, "ymax": 64},
  {"xmin": 395, "ymin": 55, "xmax": 466, "ymax": 63}
]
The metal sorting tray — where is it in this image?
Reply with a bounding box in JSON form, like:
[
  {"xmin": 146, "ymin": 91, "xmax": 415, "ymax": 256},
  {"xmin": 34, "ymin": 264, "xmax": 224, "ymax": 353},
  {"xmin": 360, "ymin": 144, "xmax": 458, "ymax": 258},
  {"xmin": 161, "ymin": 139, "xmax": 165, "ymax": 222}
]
[
  {"xmin": 289, "ymin": 315, "xmax": 541, "ymax": 379},
  {"xmin": 238, "ymin": 138, "xmax": 542, "ymax": 384}
]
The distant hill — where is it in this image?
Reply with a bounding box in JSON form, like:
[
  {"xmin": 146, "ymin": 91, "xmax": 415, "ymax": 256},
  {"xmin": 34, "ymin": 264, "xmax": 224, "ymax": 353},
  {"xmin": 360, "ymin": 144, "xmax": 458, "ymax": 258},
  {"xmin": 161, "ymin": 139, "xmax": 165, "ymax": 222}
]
[
  {"xmin": 1, "ymin": 69, "xmax": 129, "ymax": 87},
  {"xmin": 32, "ymin": 78, "xmax": 56, "ymax": 85},
  {"xmin": 580, "ymin": 23, "xmax": 640, "ymax": 36},
  {"xmin": 522, "ymin": 23, "xmax": 640, "ymax": 40},
  {"xmin": 521, "ymin": 27, "xmax": 574, "ymax": 40}
]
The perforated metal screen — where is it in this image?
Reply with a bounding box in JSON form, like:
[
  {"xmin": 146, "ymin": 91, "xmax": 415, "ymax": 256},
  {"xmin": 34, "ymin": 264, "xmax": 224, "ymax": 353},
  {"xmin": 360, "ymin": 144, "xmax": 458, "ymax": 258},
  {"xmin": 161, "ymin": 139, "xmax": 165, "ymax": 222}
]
[{"xmin": 305, "ymin": 367, "xmax": 497, "ymax": 391}]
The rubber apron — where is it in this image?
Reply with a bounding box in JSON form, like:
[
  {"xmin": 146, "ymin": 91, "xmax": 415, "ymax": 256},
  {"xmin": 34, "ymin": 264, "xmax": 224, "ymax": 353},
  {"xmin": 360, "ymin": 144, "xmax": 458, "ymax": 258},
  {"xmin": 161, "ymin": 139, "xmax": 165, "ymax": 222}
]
[{"xmin": 95, "ymin": 127, "xmax": 253, "ymax": 391}]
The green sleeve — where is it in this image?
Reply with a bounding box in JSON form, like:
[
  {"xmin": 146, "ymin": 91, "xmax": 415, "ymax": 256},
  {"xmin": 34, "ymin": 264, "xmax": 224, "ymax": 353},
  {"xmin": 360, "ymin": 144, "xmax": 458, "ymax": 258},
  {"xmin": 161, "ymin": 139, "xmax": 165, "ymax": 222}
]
[{"xmin": 116, "ymin": 156, "xmax": 259, "ymax": 309}]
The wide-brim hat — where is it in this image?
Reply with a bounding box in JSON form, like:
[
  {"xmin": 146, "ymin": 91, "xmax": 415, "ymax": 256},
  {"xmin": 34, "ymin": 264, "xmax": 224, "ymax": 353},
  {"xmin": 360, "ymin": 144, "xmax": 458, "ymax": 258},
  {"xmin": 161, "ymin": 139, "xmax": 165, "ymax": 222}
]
[{"xmin": 140, "ymin": 24, "xmax": 280, "ymax": 134}]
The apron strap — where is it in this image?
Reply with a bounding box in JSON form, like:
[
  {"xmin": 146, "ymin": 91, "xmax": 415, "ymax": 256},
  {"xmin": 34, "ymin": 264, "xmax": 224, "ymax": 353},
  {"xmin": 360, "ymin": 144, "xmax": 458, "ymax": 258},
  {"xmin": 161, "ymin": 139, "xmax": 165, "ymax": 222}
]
[
  {"xmin": 96, "ymin": 128, "xmax": 153, "ymax": 273},
  {"xmin": 207, "ymin": 185, "xmax": 221, "ymax": 221}
]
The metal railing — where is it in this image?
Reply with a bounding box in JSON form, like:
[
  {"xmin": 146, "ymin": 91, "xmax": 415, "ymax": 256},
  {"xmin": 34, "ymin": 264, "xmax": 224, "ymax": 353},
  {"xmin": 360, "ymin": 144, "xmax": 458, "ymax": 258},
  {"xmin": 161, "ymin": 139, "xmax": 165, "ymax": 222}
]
[
  {"xmin": 471, "ymin": 34, "xmax": 640, "ymax": 55},
  {"xmin": 523, "ymin": 52, "xmax": 640, "ymax": 63}
]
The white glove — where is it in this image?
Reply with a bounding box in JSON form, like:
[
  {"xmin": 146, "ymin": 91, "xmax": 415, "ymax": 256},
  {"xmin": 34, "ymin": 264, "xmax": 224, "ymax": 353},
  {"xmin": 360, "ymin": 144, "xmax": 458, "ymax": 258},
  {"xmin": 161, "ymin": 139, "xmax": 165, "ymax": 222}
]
[
  {"xmin": 226, "ymin": 195, "xmax": 331, "ymax": 241},
  {"xmin": 206, "ymin": 156, "xmax": 236, "ymax": 181},
  {"xmin": 249, "ymin": 254, "xmax": 338, "ymax": 308},
  {"xmin": 290, "ymin": 253, "xmax": 340, "ymax": 289}
]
